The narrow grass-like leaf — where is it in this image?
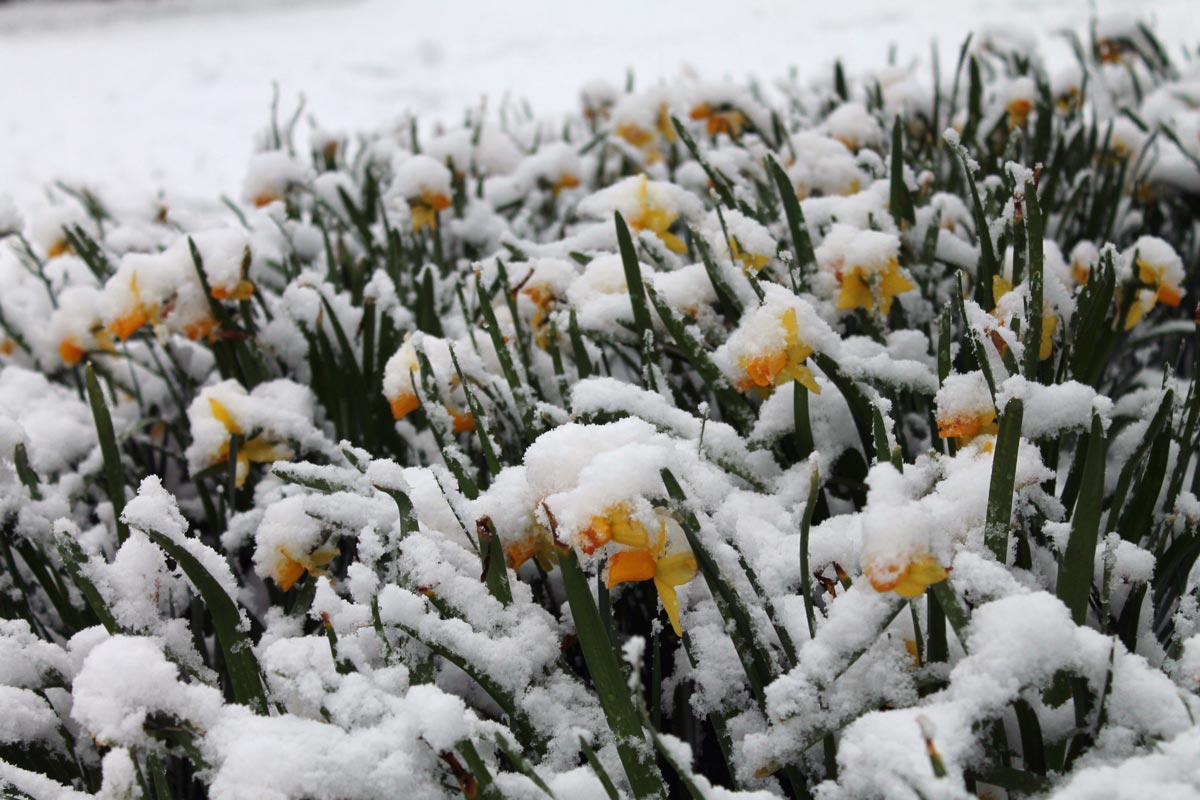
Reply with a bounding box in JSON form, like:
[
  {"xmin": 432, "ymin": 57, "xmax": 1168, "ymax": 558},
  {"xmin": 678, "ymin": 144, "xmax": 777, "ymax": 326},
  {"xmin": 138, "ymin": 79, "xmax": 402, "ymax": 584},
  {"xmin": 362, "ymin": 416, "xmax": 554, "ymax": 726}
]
[
  {"xmin": 476, "ymin": 517, "xmax": 513, "ymax": 606},
  {"xmin": 984, "ymin": 398, "xmax": 1024, "ymax": 562},
  {"xmin": 557, "ymin": 549, "xmax": 665, "ymax": 798},
  {"xmin": 889, "ymin": 117, "xmax": 916, "ymax": 229},
  {"xmin": 137, "ymin": 527, "xmax": 268, "ymax": 712},
  {"xmin": 1057, "ymin": 414, "xmax": 1106, "ymax": 625},
  {"xmin": 84, "ymin": 363, "xmax": 130, "ymax": 545},
  {"xmin": 767, "ymin": 155, "xmax": 817, "ymax": 291}
]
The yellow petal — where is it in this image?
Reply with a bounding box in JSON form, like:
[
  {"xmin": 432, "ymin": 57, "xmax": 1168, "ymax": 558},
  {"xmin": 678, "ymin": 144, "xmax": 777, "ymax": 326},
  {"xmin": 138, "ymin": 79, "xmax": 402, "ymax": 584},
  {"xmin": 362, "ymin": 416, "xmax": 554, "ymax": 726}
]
[
  {"xmin": 1124, "ymin": 292, "xmax": 1155, "ymax": 330},
  {"xmin": 992, "ymin": 275, "xmax": 1014, "ymax": 305},
  {"xmin": 610, "ymin": 508, "xmax": 651, "ymax": 548},
  {"xmin": 209, "ymin": 397, "xmax": 242, "ymax": 435},
  {"xmin": 241, "ymin": 437, "xmax": 291, "ymax": 465},
  {"xmin": 275, "ymin": 551, "xmax": 307, "ymax": 592},
  {"xmin": 780, "ymin": 307, "xmax": 799, "ymax": 341},
  {"xmin": 653, "ymin": 578, "xmax": 685, "ymax": 636},
  {"xmin": 1039, "ymin": 315, "xmax": 1058, "ymax": 361},
  {"xmin": 659, "ymin": 230, "xmax": 688, "ymax": 254},
  {"xmin": 655, "ymin": 552, "xmax": 698, "ymax": 587},
  {"xmin": 781, "ymin": 362, "xmax": 821, "ymax": 395}
]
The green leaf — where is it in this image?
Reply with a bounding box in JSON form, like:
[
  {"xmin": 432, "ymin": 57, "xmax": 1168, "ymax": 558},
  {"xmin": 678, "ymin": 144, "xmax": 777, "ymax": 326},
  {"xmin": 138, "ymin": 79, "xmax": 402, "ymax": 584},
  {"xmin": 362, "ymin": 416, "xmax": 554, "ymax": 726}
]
[
  {"xmin": 799, "ymin": 466, "xmax": 820, "ymax": 640},
  {"xmin": 767, "ymin": 155, "xmax": 817, "ymax": 292},
  {"xmin": 889, "ymin": 117, "xmax": 916, "ymax": 229},
  {"xmin": 475, "ymin": 517, "xmax": 513, "ymax": 606},
  {"xmin": 138, "ymin": 527, "xmax": 268, "ymax": 712},
  {"xmin": 984, "ymin": 398, "xmax": 1024, "ymax": 562},
  {"xmin": 557, "ymin": 549, "xmax": 665, "ymax": 798},
  {"xmin": 1023, "ymin": 179, "xmax": 1045, "ymax": 379},
  {"xmin": 84, "ymin": 363, "xmax": 130, "ymax": 545},
  {"xmin": 1057, "ymin": 414, "xmax": 1107, "ymax": 625},
  {"xmin": 614, "ymin": 211, "xmax": 658, "ymax": 391}
]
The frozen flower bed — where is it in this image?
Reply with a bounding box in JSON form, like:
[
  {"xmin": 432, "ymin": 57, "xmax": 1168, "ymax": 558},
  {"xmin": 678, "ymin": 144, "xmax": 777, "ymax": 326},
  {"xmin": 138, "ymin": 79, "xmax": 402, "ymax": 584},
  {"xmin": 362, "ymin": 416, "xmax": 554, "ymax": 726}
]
[{"xmin": 2, "ymin": 14, "xmax": 1200, "ymax": 800}]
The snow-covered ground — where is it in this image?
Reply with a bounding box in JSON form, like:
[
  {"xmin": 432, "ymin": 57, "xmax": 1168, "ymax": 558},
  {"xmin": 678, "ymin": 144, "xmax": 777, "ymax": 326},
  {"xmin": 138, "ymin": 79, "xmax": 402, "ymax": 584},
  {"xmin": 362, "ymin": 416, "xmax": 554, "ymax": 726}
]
[{"xmin": 0, "ymin": 0, "xmax": 1194, "ymax": 208}]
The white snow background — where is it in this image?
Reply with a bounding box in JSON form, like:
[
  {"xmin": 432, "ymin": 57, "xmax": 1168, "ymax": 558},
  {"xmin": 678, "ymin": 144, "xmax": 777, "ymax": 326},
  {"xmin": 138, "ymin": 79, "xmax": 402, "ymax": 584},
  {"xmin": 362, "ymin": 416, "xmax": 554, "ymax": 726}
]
[{"xmin": 0, "ymin": 0, "xmax": 1195, "ymax": 209}]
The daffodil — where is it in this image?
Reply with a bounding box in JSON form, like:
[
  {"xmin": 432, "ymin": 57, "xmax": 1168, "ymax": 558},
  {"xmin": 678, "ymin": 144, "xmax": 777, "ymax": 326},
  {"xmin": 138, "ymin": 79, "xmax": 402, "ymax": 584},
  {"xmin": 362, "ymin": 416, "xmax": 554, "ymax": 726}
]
[
  {"xmin": 58, "ymin": 337, "xmax": 87, "ymax": 366},
  {"xmin": 690, "ymin": 103, "xmax": 748, "ymax": 139},
  {"xmin": 866, "ymin": 553, "xmax": 948, "ymax": 599},
  {"xmin": 211, "ymin": 279, "xmax": 255, "ymax": 302},
  {"xmin": 579, "ymin": 504, "xmax": 652, "ymax": 554},
  {"xmin": 207, "ymin": 397, "xmax": 292, "ymax": 488},
  {"xmin": 550, "ymin": 172, "xmax": 581, "ymax": 197},
  {"xmin": 736, "ymin": 308, "xmax": 821, "ymax": 395},
  {"xmin": 271, "ymin": 543, "xmax": 339, "ymax": 592},
  {"xmin": 409, "ymin": 188, "xmax": 453, "ymax": 232},
  {"xmin": 1124, "ymin": 253, "xmax": 1184, "ymax": 330},
  {"xmin": 615, "ymin": 102, "xmax": 675, "ymax": 163},
  {"xmin": 504, "ymin": 519, "xmax": 561, "ymax": 572},
  {"xmin": 936, "ymin": 408, "xmax": 998, "ymax": 445},
  {"xmin": 837, "ymin": 258, "xmax": 914, "ymax": 315},
  {"xmin": 108, "ymin": 275, "xmax": 156, "ymax": 342},
  {"xmin": 604, "ymin": 514, "xmax": 698, "ymax": 635},
  {"xmin": 183, "ymin": 315, "xmax": 218, "ymax": 343},
  {"xmin": 992, "ymin": 275, "xmax": 1057, "ymax": 361},
  {"xmin": 729, "ymin": 237, "xmax": 770, "ymax": 273},
  {"xmin": 628, "ymin": 175, "xmax": 687, "ymax": 254},
  {"xmin": 1006, "ymin": 97, "xmax": 1034, "ymax": 128}
]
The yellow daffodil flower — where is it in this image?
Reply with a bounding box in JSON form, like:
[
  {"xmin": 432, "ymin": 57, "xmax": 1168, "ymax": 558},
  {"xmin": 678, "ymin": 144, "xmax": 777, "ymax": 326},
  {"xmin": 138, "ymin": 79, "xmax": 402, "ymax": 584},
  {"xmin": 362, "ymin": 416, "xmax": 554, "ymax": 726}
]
[
  {"xmin": 211, "ymin": 279, "xmax": 255, "ymax": 302},
  {"xmin": 108, "ymin": 275, "xmax": 155, "ymax": 342},
  {"xmin": 991, "ymin": 275, "xmax": 1058, "ymax": 361},
  {"xmin": 1124, "ymin": 256, "xmax": 1184, "ymax": 330},
  {"xmin": 729, "ymin": 238, "xmax": 770, "ymax": 273},
  {"xmin": 272, "ymin": 543, "xmax": 339, "ymax": 592},
  {"xmin": 628, "ymin": 175, "xmax": 686, "ymax": 254},
  {"xmin": 605, "ymin": 520, "xmax": 698, "ymax": 636},
  {"xmin": 409, "ymin": 188, "xmax": 453, "ymax": 232},
  {"xmin": 736, "ymin": 308, "xmax": 821, "ymax": 395},
  {"xmin": 1006, "ymin": 97, "xmax": 1034, "ymax": 129},
  {"xmin": 208, "ymin": 397, "xmax": 292, "ymax": 488},
  {"xmin": 866, "ymin": 554, "xmax": 948, "ymax": 599},
  {"xmin": 689, "ymin": 103, "xmax": 748, "ymax": 139},
  {"xmin": 837, "ymin": 258, "xmax": 914, "ymax": 315},
  {"xmin": 936, "ymin": 408, "xmax": 998, "ymax": 445}
]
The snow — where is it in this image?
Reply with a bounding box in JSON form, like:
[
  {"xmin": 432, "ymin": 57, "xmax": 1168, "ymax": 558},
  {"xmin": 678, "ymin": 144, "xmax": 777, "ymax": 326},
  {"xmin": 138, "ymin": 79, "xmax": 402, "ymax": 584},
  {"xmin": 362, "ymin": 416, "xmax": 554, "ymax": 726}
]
[
  {"xmin": 5, "ymin": 0, "xmax": 1192, "ymax": 208},
  {"xmin": 1, "ymin": 1, "xmax": 1199, "ymax": 797}
]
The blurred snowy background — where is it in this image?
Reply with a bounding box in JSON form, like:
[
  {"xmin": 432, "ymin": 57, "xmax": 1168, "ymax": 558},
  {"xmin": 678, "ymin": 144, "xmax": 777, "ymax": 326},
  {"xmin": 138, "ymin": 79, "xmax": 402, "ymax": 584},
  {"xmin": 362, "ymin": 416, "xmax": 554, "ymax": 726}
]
[{"xmin": 0, "ymin": 0, "xmax": 1195, "ymax": 207}]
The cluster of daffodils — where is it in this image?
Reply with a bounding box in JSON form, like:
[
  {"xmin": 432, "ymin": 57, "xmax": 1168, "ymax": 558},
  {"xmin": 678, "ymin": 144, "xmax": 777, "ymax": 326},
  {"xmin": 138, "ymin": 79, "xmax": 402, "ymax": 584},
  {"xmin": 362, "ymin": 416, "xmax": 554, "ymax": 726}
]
[{"xmin": 2, "ymin": 14, "xmax": 1200, "ymax": 800}]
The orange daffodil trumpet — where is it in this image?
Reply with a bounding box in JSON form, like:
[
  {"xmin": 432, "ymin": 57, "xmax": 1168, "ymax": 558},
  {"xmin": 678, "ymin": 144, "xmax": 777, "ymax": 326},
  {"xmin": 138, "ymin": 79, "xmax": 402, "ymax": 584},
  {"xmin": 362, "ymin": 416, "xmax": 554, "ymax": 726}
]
[
  {"xmin": 394, "ymin": 155, "xmax": 454, "ymax": 233},
  {"xmin": 996, "ymin": 76, "xmax": 1038, "ymax": 129},
  {"xmin": 934, "ymin": 371, "xmax": 997, "ymax": 447},
  {"xmin": 1123, "ymin": 236, "xmax": 1185, "ymax": 330},
  {"xmin": 816, "ymin": 225, "xmax": 915, "ymax": 316},
  {"xmin": 382, "ymin": 334, "xmax": 479, "ymax": 433}
]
